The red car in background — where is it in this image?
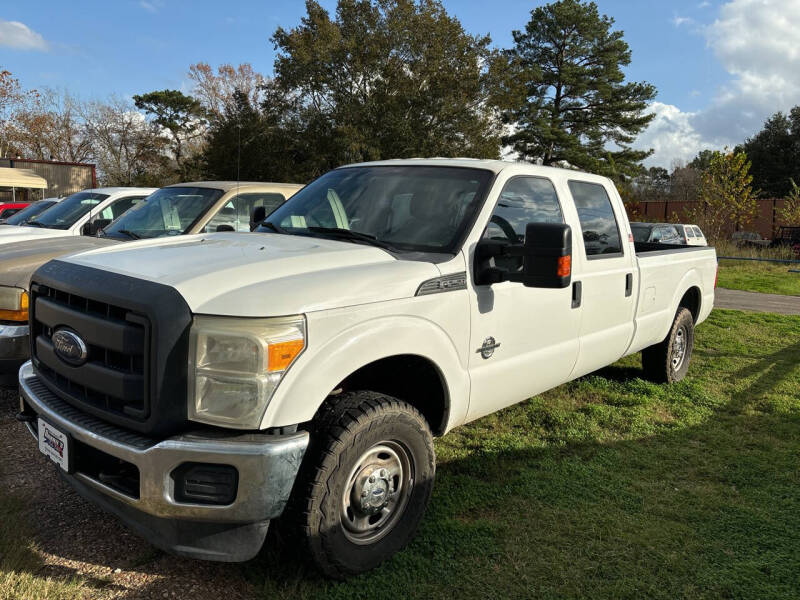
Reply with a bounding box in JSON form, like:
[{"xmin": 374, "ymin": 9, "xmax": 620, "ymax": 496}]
[{"xmin": 0, "ymin": 202, "xmax": 30, "ymax": 220}]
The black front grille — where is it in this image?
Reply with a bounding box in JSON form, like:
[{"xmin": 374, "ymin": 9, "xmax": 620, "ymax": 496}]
[{"xmin": 31, "ymin": 284, "xmax": 151, "ymax": 422}]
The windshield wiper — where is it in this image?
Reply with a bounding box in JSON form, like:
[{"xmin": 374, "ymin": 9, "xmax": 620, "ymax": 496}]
[
  {"xmin": 306, "ymin": 227, "xmax": 400, "ymax": 252},
  {"xmin": 115, "ymin": 229, "xmax": 141, "ymax": 240},
  {"xmin": 25, "ymin": 221, "xmax": 46, "ymax": 228}
]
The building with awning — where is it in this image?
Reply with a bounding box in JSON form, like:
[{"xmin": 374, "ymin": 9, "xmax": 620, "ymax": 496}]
[
  {"xmin": 0, "ymin": 158, "xmax": 95, "ymax": 201},
  {"xmin": 0, "ymin": 167, "xmax": 48, "ymax": 202}
]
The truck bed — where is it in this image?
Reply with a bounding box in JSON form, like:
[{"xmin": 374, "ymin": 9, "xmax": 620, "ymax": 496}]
[{"xmin": 625, "ymin": 242, "xmax": 717, "ymax": 358}]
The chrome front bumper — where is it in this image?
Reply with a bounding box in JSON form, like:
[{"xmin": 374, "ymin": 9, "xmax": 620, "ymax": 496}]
[
  {"xmin": 0, "ymin": 324, "xmax": 29, "ymax": 374},
  {"xmin": 18, "ymin": 361, "xmax": 309, "ymax": 561}
]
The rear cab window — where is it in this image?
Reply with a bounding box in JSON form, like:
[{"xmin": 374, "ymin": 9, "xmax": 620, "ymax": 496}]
[{"xmin": 567, "ymin": 180, "xmax": 623, "ymax": 258}]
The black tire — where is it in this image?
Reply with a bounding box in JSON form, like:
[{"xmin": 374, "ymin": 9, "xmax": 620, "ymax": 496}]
[
  {"xmin": 291, "ymin": 391, "xmax": 435, "ymax": 579},
  {"xmin": 642, "ymin": 307, "xmax": 694, "ymax": 383}
]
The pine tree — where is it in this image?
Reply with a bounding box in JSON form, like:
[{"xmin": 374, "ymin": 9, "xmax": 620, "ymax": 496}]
[{"xmin": 504, "ymin": 0, "xmax": 656, "ymax": 177}]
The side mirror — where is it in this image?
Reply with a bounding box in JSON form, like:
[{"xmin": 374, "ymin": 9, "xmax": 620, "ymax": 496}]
[
  {"xmin": 475, "ymin": 222, "xmax": 572, "ymax": 289},
  {"xmin": 216, "ymin": 224, "xmax": 235, "ymax": 232},
  {"xmin": 82, "ymin": 219, "xmax": 111, "ymax": 236},
  {"xmin": 251, "ymin": 206, "xmax": 267, "ymax": 231}
]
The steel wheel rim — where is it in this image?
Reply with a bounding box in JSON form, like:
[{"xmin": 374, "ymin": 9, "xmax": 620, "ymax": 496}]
[
  {"xmin": 672, "ymin": 325, "xmax": 688, "ymax": 371},
  {"xmin": 340, "ymin": 441, "xmax": 414, "ymax": 545}
]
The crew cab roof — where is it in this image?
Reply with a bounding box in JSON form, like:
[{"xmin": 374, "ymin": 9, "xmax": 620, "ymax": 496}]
[{"xmin": 339, "ymin": 158, "xmax": 611, "ymax": 184}]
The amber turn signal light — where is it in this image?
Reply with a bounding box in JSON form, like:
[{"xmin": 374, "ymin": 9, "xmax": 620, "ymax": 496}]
[
  {"xmin": 556, "ymin": 255, "xmax": 571, "ymax": 278},
  {"xmin": 268, "ymin": 339, "xmax": 305, "ymax": 372},
  {"xmin": 0, "ymin": 291, "xmax": 28, "ymax": 322}
]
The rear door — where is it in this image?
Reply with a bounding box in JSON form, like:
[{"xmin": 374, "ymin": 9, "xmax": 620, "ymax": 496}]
[
  {"xmin": 467, "ymin": 176, "xmax": 582, "ymax": 421},
  {"xmin": 567, "ymin": 179, "xmax": 637, "ymax": 378}
]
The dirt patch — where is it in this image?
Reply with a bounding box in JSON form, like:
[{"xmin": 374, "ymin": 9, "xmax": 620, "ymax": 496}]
[{"xmin": 0, "ymin": 386, "xmax": 258, "ymax": 599}]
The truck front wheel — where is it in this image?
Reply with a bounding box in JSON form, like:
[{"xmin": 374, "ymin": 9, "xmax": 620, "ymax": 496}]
[
  {"xmin": 642, "ymin": 307, "xmax": 695, "ymax": 383},
  {"xmin": 293, "ymin": 391, "xmax": 435, "ymax": 579}
]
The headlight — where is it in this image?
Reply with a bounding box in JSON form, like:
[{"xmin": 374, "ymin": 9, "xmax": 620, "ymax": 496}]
[
  {"xmin": 187, "ymin": 315, "xmax": 306, "ymax": 428},
  {"xmin": 0, "ymin": 287, "xmax": 29, "ymax": 323}
]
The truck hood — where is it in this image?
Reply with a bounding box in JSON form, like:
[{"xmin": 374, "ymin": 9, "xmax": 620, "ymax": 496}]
[
  {"xmin": 0, "ymin": 236, "xmax": 120, "ymax": 289},
  {"xmin": 62, "ymin": 232, "xmax": 441, "ymax": 315},
  {"xmin": 0, "ymin": 225, "xmax": 72, "ymax": 245}
]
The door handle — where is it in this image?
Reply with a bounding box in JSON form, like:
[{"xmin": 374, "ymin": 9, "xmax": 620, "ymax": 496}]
[
  {"xmin": 625, "ymin": 273, "xmax": 633, "ymax": 297},
  {"xmin": 571, "ymin": 281, "xmax": 582, "ymax": 309}
]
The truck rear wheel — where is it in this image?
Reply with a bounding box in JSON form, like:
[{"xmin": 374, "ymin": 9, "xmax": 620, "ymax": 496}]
[
  {"xmin": 642, "ymin": 307, "xmax": 694, "ymax": 383},
  {"xmin": 293, "ymin": 391, "xmax": 435, "ymax": 579}
]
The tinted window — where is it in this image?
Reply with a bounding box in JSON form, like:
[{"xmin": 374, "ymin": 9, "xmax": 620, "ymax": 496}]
[
  {"xmin": 685, "ymin": 227, "xmax": 695, "ymax": 238},
  {"xmin": 631, "ymin": 224, "xmax": 653, "ymax": 243},
  {"xmin": 0, "ymin": 208, "xmax": 20, "ymax": 218},
  {"xmin": 27, "ymin": 192, "xmax": 110, "ymax": 230},
  {"xmin": 484, "ymin": 177, "xmax": 563, "ymax": 243},
  {"xmin": 264, "ymin": 166, "xmax": 493, "ymax": 253},
  {"xmin": 692, "ymin": 226, "xmax": 704, "ymax": 237},
  {"xmin": 107, "ymin": 196, "xmax": 146, "ymax": 220},
  {"xmin": 568, "ymin": 181, "xmax": 622, "ymax": 257},
  {"xmin": 5, "ymin": 200, "xmax": 57, "ymax": 225},
  {"xmin": 102, "ymin": 187, "xmax": 223, "ymax": 240}
]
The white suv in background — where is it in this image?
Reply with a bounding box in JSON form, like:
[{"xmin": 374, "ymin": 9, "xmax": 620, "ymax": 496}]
[
  {"xmin": 675, "ymin": 224, "xmax": 707, "ymax": 246},
  {"xmin": 0, "ymin": 187, "xmax": 155, "ymax": 246}
]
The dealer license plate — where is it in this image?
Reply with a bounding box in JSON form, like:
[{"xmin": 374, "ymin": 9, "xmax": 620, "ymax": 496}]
[{"xmin": 38, "ymin": 418, "xmax": 70, "ymax": 472}]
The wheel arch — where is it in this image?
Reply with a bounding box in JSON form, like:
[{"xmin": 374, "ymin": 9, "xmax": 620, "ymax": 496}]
[{"xmin": 260, "ymin": 315, "xmax": 468, "ymax": 435}]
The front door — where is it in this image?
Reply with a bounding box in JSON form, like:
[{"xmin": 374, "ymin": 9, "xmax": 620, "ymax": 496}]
[{"xmin": 467, "ymin": 176, "xmax": 582, "ymax": 422}]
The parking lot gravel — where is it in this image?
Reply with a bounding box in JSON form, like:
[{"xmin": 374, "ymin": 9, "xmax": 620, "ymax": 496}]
[{"xmin": 0, "ymin": 385, "xmax": 258, "ymax": 600}]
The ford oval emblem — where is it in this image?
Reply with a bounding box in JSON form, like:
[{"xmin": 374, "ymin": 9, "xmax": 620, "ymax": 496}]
[{"xmin": 52, "ymin": 328, "xmax": 88, "ymax": 366}]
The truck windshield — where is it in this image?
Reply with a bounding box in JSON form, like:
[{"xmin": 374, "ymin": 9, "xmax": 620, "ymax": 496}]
[
  {"xmin": 631, "ymin": 224, "xmax": 653, "ymax": 242},
  {"xmin": 102, "ymin": 187, "xmax": 223, "ymax": 240},
  {"xmin": 4, "ymin": 200, "xmax": 57, "ymax": 225},
  {"xmin": 261, "ymin": 166, "xmax": 493, "ymax": 253},
  {"xmin": 26, "ymin": 192, "xmax": 110, "ymax": 230}
]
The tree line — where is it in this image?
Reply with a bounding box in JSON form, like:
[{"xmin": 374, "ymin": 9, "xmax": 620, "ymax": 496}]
[
  {"xmin": 0, "ymin": 0, "xmax": 657, "ymax": 187},
  {"xmin": 1, "ymin": 0, "xmax": 797, "ymax": 234}
]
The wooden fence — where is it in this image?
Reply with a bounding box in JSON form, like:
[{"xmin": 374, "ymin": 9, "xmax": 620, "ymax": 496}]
[{"xmin": 626, "ymin": 198, "xmax": 788, "ymax": 239}]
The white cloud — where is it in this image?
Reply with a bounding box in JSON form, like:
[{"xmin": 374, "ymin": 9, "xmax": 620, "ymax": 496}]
[
  {"xmin": 138, "ymin": 1, "xmax": 163, "ymax": 13},
  {"xmin": 635, "ymin": 103, "xmax": 713, "ymax": 168},
  {"xmin": 698, "ymin": 1, "xmax": 711, "ymax": 8},
  {"xmin": 636, "ymin": 0, "xmax": 800, "ymax": 167},
  {"xmin": 672, "ymin": 15, "xmax": 694, "ymax": 27},
  {"xmin": 0, "ymin": 19, "xmax": 48, "ymax": 51}
]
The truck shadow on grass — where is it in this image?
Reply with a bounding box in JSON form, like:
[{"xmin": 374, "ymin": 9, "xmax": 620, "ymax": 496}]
[
  {"xmin": 242, "ymin": 337, "xmax": 800, "ymax": 599},
  {"xmin": 1, "ymin": 324, "xmax": 799, "ymax": 599}
]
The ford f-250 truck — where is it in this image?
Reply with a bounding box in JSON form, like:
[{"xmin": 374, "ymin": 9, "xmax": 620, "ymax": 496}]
[
  {"xmin": 17, "ymin": 159, "xmax": 717, "ymax": 578},
  {"xmin": 0, "ymin": 181, "xmax": 301, "ymax": 383}
]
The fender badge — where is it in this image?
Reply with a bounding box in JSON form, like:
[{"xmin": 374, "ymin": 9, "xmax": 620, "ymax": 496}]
[{"xmin": 476, "ymin": 337, "xmax": 501, "ymax": 360}]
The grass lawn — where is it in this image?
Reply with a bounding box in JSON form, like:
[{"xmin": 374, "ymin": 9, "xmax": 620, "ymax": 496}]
[
  {"xmin": 717, "ymin": 260, "xmax": 800, "ymax": 296},
  {"xmin": 2, "ymin": 309, "xmax": 799, "ymax": 599}
]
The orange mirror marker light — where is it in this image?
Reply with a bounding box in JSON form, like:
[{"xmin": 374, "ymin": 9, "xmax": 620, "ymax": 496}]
[{"xmin": 557, "ymin": 255, "xmax": 571, "ymax": 278}]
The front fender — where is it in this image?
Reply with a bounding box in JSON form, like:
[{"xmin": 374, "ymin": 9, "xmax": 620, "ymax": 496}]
[{"xmin": 260, "ymin": 309, "xmax": 469, "ymax": 433}]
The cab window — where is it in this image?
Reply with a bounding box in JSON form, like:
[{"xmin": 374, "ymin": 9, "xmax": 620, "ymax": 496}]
[
  {"xmin": 485, "ymin": 176, "xmax": 563, "ymax": 272},
  {"xmin": 568, "ymin": 181, "xmax": 623, "ymax": 258},
  {"xmin": 484, "ymin": 177, "xmax": 563, "ymax": 243},
  {"xmin": 206, "ymin": 192, "xmax": 287, "ymax": 232}
]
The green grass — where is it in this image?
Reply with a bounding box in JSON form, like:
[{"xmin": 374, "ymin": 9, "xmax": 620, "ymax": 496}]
[
  {"xmin": 2, "ymin": 309, "xmax": 799, "ymax": 599},
  {"xmin": 248, "ymin": 309, "xmax": 800, "ymax": 599},
  {"xmin": 717, "ymin": 260, "xmax": 800, "ymax": 296}
]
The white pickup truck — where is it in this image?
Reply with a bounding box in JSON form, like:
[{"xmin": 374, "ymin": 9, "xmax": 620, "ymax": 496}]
[
  {"xmin": 17, "ymin": 159, "xmax": 717, "ymax": 578},
  {"xmin": 0, "ymin": 187, "xmax": 156, "ymax": 245}
]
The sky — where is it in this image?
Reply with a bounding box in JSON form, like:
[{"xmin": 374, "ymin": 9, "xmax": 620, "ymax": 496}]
[{"xmin": 1, "ymin": 0, "xmax": 799, "ymax": 169}]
